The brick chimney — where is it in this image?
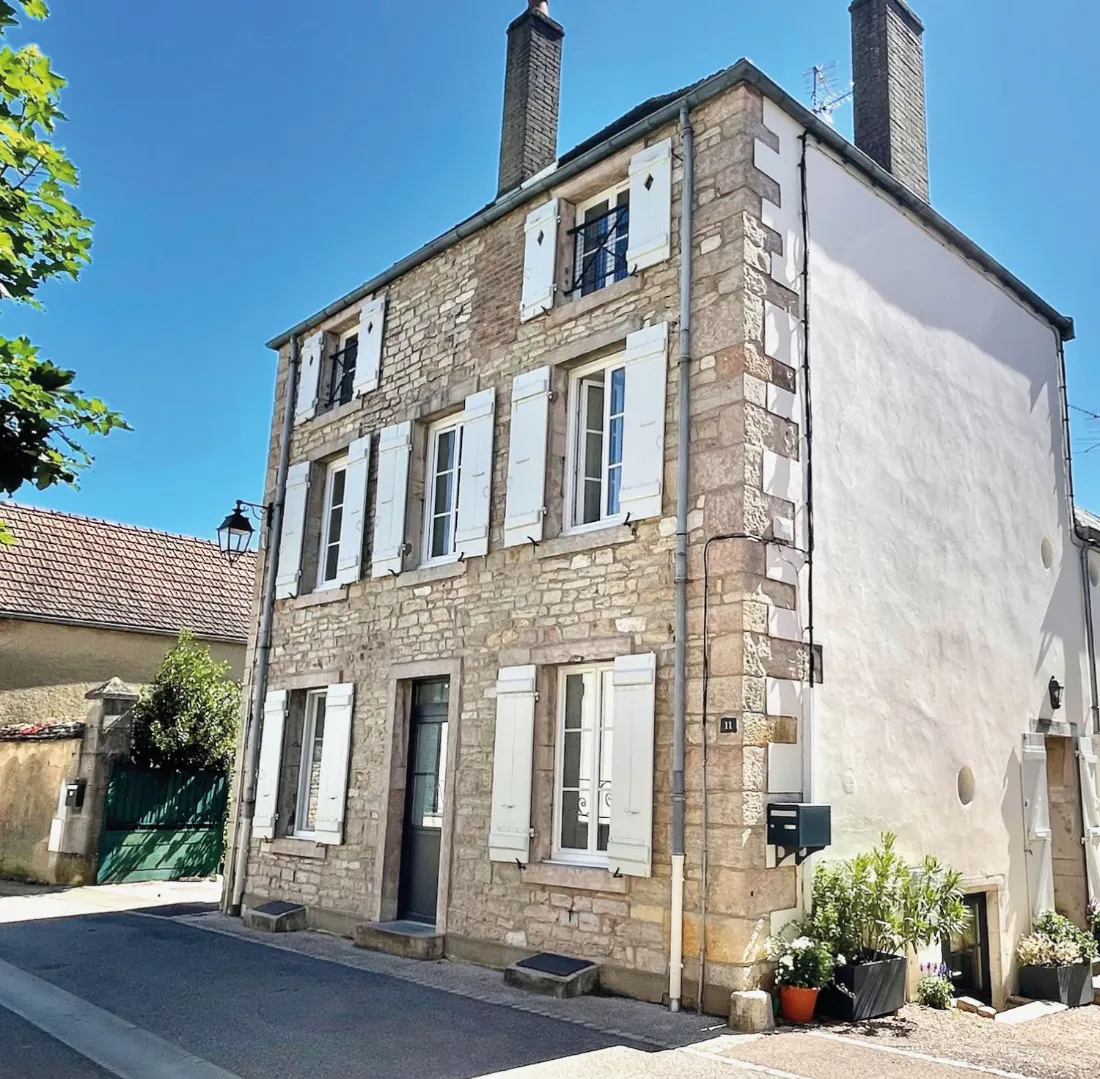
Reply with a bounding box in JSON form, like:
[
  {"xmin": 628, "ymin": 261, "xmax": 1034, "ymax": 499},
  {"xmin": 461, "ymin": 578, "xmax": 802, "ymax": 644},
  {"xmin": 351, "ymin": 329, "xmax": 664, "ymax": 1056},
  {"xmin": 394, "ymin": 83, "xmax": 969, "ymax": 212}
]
[
  {"xmin": 850, "ymin": 0, "xmax": 930, "ymax": 201},
  {"xmin": 497, "ymin": 1, "xmax": 564, "ymax": 197}
]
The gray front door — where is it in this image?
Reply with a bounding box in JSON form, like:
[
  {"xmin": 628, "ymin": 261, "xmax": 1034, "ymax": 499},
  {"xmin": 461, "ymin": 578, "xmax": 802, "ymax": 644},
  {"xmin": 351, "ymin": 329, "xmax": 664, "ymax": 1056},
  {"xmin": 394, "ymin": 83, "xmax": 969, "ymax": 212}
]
[{"xmin": 398, "ymin": 680, "xmax": 449, "ymax": 924}]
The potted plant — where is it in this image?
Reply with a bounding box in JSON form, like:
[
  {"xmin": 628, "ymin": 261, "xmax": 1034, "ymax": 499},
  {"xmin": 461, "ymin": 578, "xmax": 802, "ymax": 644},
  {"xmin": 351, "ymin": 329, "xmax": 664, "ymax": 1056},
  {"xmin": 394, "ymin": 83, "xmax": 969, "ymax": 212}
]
[
  {"xmin": 806, "ymin": 833, "xmax": 969, "ymax": 1022},
  {"xmin": 1017, "ymin": 911, "xmax": 1098, "ymax": 1008},
  {"xmin": 766, "ymin": 932, "xmax": 835, "ymax": 1023},
  {"xmin": 1088, "ymin": 900, "xmax": 1100, "ymax": 952}
]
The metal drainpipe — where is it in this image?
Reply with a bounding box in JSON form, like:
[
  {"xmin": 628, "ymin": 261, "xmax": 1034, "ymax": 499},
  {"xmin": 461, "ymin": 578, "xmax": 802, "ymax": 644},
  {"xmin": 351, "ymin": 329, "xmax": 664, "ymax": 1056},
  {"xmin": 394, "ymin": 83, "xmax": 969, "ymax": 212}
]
[
  {"xmin": 224, "ymin": 335, "xmax": 301, "ymax": 916},
  {"xmin": 669, "ymin": 101, "xmax": 695, "ymax": 1013}
]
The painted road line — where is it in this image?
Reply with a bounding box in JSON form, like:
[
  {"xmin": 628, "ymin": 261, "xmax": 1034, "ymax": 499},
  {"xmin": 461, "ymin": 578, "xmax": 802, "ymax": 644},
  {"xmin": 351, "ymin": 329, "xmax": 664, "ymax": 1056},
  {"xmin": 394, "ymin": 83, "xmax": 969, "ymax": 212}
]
[
  {"xmin": 0, "ymin": 957, "xmax": 241, "ymax": 1079},
  {"xmin": 805, "ymin": 1031, "xmax": 1042, "ymax": 1079}
]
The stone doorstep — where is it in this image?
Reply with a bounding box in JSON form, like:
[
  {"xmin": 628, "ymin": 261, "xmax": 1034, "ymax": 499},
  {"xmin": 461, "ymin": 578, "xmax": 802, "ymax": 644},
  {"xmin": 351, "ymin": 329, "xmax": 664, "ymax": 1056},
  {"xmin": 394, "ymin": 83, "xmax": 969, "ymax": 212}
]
[
  {"xmin": 503, "ymin": 955, "xmax": 600, "ymax": 1000},
  {"xmin": 353, "ymin": 920, "xmax": 444, "ymax": 961},
  {"xmin": 994, "ymin": 999, "xmax": 1068, "ymax": 1025},
  {"xmin": 242, "ymin": 900, "xmax": 307, "ymax": 934}
]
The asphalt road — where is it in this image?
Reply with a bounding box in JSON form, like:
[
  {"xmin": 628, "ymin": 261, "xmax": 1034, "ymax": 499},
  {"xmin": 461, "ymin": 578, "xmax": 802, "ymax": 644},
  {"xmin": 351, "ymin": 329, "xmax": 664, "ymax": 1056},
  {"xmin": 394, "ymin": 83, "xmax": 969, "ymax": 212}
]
[{"xmin": 0, "ymin": 909, "xmax": 647, "ymax": 1079}]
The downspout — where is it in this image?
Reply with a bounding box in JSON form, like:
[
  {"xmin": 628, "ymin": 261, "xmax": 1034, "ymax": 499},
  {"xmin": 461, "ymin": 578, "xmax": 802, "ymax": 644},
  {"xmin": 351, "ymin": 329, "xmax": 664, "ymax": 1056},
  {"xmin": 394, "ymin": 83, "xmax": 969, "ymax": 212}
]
[
  {"xmin": 224, "ymin": 335, "xmax": 301, "ymax": 915},
  {"xmin": 669, "ymin": 100, "xmax": 695, "ymax": 1013}
]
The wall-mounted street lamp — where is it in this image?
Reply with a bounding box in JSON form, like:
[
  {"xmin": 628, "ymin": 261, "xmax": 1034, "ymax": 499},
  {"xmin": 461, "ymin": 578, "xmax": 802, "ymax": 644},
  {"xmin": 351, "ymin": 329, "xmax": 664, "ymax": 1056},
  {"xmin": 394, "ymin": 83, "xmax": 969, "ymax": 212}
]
[
  {"xmin": 1049, "ymin": 676, "xmax": 1064, "ymax": 712},
  {"xmin": 216, "ymin": 500, "xmax": 269, "ymax": 565}
]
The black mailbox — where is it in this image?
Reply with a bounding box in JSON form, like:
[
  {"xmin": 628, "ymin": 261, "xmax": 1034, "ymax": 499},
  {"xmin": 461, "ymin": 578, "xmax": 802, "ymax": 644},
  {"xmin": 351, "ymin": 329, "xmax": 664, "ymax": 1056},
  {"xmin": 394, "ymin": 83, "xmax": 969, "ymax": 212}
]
[
  {"xmin": 64, "ymin": 779, "xmax": 86, "ymax": 810},
  {"xmin": 767, "ymin": 803, "xmax": 831, "ymax": 855}
]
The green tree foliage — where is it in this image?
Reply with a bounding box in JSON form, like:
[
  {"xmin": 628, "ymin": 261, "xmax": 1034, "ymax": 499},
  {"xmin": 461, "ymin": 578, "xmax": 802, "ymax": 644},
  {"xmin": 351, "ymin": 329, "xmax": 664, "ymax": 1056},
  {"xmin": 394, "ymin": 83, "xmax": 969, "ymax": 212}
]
[
  {"xmin": 0, "ymin": 1, "xmax": 127, "ymax": 543},
  {"xmin": 130, "ymin": 632, "xmax": 241, "ymax": 774}
]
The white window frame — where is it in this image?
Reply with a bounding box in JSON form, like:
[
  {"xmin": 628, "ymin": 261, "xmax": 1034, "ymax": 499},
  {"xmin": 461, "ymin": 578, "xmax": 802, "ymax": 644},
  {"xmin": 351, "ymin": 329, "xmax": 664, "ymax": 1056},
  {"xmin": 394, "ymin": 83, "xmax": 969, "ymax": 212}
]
[
  {"xmin": 316, "ymin": 455, "xmax": 349, "ymax": 590},
  {"xmin": 573, "ymin": 181, "xmax": 630, "ymax": 298},
  {"xmin": 324, "ymin": 325, "xmax": 360, "ymax": 411},
  {"xmin": 293, "ymin": 689, "xmax": 327, "ymax": 839},
  {"xmin": 564, "ymin": 352, "xmax": 628, "ymax": 534},
  {"xmin": 422, "ymin": 413, "xmax": 465, "ymax": 567},
  {"xmin": 552, "ymin": 663, "xmax": 615, "ymax": 867}
]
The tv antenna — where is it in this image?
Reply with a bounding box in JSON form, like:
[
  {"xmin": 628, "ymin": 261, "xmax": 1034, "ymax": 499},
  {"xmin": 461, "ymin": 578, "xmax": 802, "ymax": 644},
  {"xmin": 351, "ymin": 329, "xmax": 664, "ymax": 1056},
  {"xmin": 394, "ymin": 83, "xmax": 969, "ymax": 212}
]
[{"xmin": 804, "ymin": 63, "xmax": 853, "ymax": 123}]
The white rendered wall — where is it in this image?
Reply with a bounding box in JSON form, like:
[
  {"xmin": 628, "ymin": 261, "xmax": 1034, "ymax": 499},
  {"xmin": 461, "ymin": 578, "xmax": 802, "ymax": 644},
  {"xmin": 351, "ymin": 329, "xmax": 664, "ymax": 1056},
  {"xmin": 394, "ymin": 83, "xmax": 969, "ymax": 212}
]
[{"xmin": 805, "ymin": 144, "xmax": 1087, "ymax": 1004}]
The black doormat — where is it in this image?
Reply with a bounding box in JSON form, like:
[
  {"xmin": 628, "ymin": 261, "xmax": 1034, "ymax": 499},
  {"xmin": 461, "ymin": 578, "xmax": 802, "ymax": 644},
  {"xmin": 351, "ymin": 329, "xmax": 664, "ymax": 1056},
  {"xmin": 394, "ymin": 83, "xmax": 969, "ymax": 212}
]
[{"xmin": 516, "ymin": 952, "xmax": 594, "ymax": 977}]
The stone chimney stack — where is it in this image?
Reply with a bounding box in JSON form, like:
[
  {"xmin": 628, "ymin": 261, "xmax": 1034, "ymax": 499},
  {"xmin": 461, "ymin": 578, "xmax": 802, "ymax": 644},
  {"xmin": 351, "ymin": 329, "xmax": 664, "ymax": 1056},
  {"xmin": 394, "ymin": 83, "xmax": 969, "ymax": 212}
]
[
  {"xmin": 497, "ymin": 1, "xmax": 564, "ymax": 197},
  {"xmin": 850, "ymin": 0, "xmax": 930, "ymax": 201}
]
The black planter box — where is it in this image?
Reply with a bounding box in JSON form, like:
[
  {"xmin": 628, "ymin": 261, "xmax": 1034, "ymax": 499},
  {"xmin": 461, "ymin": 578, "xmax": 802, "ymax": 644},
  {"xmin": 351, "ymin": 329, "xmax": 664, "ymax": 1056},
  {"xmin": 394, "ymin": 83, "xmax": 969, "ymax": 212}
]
[
  {"xmin": 1018, "ymin": 963, "xmax": 1094, "ymax": 1008},
  {"xmin": 819, "ymin": 952, "xmax": 908, "ymax": 1021}
]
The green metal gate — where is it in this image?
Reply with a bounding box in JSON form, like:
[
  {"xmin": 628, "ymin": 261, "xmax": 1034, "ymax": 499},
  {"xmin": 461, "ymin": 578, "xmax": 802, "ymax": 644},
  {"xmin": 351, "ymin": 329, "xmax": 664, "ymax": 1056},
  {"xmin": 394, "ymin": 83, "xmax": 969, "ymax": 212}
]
[{"xmin": 96, "ymin": 766, "xmax": 228, "ymax": 884}]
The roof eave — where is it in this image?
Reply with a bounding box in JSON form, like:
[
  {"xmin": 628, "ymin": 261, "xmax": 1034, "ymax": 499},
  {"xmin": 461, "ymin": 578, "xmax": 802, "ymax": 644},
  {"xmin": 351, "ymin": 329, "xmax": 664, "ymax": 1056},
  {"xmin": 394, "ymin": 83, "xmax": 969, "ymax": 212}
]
[
  {"xmin": 0, "ymin": 609, "xmax": 247, "ymax": 645},
  {"xmin": 266, "ymin": 59, "xmax": 1073, "ymax": 351}
]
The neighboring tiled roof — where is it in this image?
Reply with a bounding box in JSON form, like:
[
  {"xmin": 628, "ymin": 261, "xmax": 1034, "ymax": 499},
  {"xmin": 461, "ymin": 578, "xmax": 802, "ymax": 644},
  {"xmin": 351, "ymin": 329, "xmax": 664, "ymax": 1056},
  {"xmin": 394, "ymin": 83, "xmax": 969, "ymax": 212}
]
[
  {"xmin": 0, "ymin": 720, "xmax": 84, "ymax": 742},
  {"xmin": 0, "ymin": 503, "xmax": 255, "ymax": 642}
]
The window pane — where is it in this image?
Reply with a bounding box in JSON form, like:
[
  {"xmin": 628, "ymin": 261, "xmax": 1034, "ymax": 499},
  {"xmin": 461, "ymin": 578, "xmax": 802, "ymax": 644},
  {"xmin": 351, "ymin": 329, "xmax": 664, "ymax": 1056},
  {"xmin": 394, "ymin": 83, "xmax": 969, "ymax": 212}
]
[
  {"xmin": 324, "ymin": 538, "xmax": 340, "ymax": 582},
  {"xmin": 609, "ymin": 367, "xmax": 626, "ymax": 420},
  {"xmin": 437, "ymin": 429, "xmax": 456, "ymax": 473},
  {"xmin": 584, "ymin": 432, "xmax": 603, "ymax": 480},
  {"xmin": 585, "ymin": 382, "xmax": 605, "ymax": 431},
  {"xmin": 560, "ymin": 791, "xmax": 588, "ymax": 850},
  {"xmin": 583, "ymin": 480, "xmax": 602, "ymax": 525},
  {"xmin": 414, "ymin": 680, "xmax": 449, "ymax": 707},
  {"xmin": 434, "ymin": 468, "xmax": 454, "ymax": 517},
  {"xmin": 562, "ymin": 729, "xmax": 582, "ymax": 788},
  {"xmin": 606, "ymin": 465, "xmax": 622, "ymax": 517},
  {"xmin": 304, "ymin": 697, "xmax": 326, "ymax": 831},
  {"xmin": 331, "ymin": 469, "xmax": 347, "ymax": 507},
  {"xmin": 431, "ymin": 513, "xmax": 451, "ymax": 558},
  {"xmin": 564, "ymin": 674, "xmax": 584, "ymax": 729}
]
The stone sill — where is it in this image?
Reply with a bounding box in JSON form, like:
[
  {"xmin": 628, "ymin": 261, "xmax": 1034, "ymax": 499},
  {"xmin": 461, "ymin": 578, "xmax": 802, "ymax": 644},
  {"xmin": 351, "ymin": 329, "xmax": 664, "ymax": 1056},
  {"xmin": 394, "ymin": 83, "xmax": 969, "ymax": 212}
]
[
  {"xmin": 536, "ymin": 525, "xmax": 635, "ymax": 560},
  {"xmin": 289, "ymin": 586, "xmax": 348, "ymax": 610},
  {"xmin": 262, "ymin": 837, "xmax": 327, "ymax": 861},
  {"xmin": 298, "ymin": 396, "xmax": 363, "ymax": 434},
  {"xmin": 522, "ymin": 861, "xmax": 628, "ymax": 894},
  {"xmin": 546, "ymin": 274, "xmax": 642, "ymax": 327},
  {"xmin": 395, "ymin": 560, "xmax": 468, "ymax": 588}
]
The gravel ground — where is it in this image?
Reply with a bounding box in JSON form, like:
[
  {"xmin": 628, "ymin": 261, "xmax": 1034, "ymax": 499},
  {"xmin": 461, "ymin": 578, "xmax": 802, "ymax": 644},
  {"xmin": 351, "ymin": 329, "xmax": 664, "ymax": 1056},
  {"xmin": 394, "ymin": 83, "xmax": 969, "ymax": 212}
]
[{"xmin": 828, "ymin": 1003, "xmax": 1100, "ymax": 1079}]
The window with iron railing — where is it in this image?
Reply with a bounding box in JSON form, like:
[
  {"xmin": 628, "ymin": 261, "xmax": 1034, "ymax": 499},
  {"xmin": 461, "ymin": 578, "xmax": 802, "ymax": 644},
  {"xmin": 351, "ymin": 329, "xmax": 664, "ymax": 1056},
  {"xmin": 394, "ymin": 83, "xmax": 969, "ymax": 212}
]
[
  {"xmin": 325, "ymin": 330, "xmax": 359, "ymax": 409},
  {"xmin": 570, "ymin": 190, "xmax": 630, "ymax": 298}
]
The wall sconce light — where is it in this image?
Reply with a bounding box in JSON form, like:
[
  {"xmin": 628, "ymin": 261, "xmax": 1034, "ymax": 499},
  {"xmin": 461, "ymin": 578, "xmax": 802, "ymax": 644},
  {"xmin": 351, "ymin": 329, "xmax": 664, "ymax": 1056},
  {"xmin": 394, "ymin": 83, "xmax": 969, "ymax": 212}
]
[{"xmin": 1048, "ymin": 676, "xmax": 1064, "ymax": 712}]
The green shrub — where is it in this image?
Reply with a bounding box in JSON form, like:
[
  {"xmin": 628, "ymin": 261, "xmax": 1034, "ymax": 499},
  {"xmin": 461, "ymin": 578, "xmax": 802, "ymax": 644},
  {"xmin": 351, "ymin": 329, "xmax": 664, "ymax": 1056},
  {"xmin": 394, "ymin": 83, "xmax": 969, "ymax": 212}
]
[
  {"xmin": 1017, "ymin": 911, "xmax": 1098, "ymax": 967},
  {"xmin": 916, "ymin": 974, "xmax": 954, "ymax": 1010}
]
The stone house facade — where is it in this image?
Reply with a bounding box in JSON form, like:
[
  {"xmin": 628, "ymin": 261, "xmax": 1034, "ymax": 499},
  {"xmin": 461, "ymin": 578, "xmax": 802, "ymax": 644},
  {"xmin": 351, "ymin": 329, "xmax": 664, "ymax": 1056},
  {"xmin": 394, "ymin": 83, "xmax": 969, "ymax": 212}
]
[{"xmin": 232, "ymin": 0, "xmax": 1096, "ymax": 1013}]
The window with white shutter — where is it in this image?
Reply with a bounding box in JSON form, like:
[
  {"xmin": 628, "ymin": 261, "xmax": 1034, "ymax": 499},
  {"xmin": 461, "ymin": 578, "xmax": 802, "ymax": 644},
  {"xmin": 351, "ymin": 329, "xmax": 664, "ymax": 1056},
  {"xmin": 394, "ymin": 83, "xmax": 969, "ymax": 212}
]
[
  {"xmin": 354, "ymin": 296, "xmax": 386, "ymax": 396},
  {"xmin": 275, "ymin": 462, "xmax": 311, "ymax": 599},
  {"xmin": 520, "ymin": 199, "xmax": 559, "ymax": 322},
  {"xmin": 503, "ymin": 367, "xmax": 550, "ymax": 548},
  {"xmin": 295, "ymin": 331, "xmax": 325, "ymax": 425},
  {"xmin": 626, "ymin": 139, "xmax": 672, "ymax": 273},
  {"xmin": 1022, "ymin": 733, "xmax": 1055, "ymax": 920},
  {"xmin": 253, "ymin": 689, "xmax": 288, "ymax": 841},
  {"xmin": 606, "ymin": 652, "xmax": 656, "ymax": 878},
  {"xmin": 371, "ymin": 421, "xmax": 412, "ymax": 578},
  {"xmin": 315, "ymin": 455, "xmax": 349, "ymax": 591},
  {"xmin": 569, "ymin": 184, "xmax": 630, "ymax": 297},
  {"xmin": 563, "ymin": 322, "xmax": 668, "ymax": 531},
  {"xmin": 1078, "ymin": 735, "xmax": 1100, "ymax": 906},
  {"xmin": 312, "ymin": 683, "xmax": 355, "ymax": 846},
  {"xmin": 335, "ymin": 436, "xmax": 370, "ymax": 586},
  {"xmin": 488, "ymin": 665, "xmax": 537, "ymax": 863},
  {"xmin": 454, "ymin": 388, "xmax": 495, "ymax": 560}
]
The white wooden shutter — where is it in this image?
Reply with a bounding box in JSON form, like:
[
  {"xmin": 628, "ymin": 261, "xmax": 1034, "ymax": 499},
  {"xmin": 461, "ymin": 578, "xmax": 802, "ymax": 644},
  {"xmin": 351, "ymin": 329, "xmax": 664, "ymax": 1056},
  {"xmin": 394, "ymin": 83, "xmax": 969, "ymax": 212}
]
[
  {"xmin": 253, "ymin": 689, "xmax": 288, "ymax": 840},
  {"xmin": 371, "ymin": 420, "xmax": 412, "ymax": 578},
  {"xmin": 520, "ymin": 199, "xmax": 558, "ymax": 322},
  {"xmin": 626, "ymin": 139, "xmax": 672, "ymax": 273},
  {"xmin": 607, "ymin": 652, "xmax": 656, "ymax": 877},
  {"xmin": 503, "ymin": 367, "xmax": 551, "ymax": 548},
  {"xmin": 353, "ymin": 296, "xmax": 386, "ymax": 396},
  {"xmin": 454, "ymin": 388, "xmax": 495, "ymax": 559},
  {"xmin": 619, "ymin": 323, "xmax": 669, "ymax": 523},
  {"xmin": 275, "ymin": 462, "xmax": 311, "ymax": 599},
  {"xmin": 295, "ymin": 331, "xmax": 325, "ymax": 424},
  {"xmin": 488, "ymin": 665, "xmax": 537, "ymax": 863},
  {"xmin": 1022, "ymin": 732, "xmax": 1055, "ymax": 920},
  {"xmin": 335, "ymin": 435, "xmax": 370, "ymax": 585},
  {"xmin": 314, "ymin": 683, "xmax": 355, "ymax": 845},
  {"xmin": 1078, "ymin": 735, "xmax": 1100, "ymax": 905}
]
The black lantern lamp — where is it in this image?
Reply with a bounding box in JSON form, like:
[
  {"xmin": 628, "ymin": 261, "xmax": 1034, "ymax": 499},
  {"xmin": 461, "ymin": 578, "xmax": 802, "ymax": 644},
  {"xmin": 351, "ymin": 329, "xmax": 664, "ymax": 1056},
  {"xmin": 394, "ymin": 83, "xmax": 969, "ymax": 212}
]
[
  {"xmin": 217, "ymin": 501, "xmax": 256, "ymax": 564},
  {"xmin": 1048, "ymin": 676, "xmax": 1064, "ymax": 712}
]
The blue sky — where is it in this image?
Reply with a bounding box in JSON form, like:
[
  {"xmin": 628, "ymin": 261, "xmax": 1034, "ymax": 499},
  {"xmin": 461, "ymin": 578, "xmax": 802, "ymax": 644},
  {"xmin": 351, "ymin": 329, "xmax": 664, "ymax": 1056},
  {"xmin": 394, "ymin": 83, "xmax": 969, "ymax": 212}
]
[{"xmin": 8, "ymin": 0, "xmax": 1099, "ymax": 537}]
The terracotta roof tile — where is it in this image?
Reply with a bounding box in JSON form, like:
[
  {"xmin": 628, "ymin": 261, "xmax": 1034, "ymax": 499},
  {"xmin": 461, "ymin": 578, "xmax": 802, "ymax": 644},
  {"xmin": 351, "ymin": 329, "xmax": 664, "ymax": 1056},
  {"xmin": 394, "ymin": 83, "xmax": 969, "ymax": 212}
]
[{"xmin": 0, "ymin": 503, "xmax": 255, "ymax": 642}]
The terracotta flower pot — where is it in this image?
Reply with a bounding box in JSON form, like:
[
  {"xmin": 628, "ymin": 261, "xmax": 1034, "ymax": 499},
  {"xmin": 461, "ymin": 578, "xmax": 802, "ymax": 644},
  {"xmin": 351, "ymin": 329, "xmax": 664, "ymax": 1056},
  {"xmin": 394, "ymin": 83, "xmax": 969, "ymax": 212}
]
[{"xmin": 779, "ymin": 984, "xmax": 820, "ymax": 1024}]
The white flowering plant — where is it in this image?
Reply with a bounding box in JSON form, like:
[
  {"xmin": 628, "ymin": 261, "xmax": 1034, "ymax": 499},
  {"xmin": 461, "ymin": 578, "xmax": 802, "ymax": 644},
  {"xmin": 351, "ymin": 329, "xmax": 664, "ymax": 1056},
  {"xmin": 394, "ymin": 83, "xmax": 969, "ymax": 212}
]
[
  {"xmin": 1017, "ymin": 911, "xmax": 1098, "ymax": 967},
  {"xmin": 765, "ymin": 932, "xmax": 836, "ymax": 989}
]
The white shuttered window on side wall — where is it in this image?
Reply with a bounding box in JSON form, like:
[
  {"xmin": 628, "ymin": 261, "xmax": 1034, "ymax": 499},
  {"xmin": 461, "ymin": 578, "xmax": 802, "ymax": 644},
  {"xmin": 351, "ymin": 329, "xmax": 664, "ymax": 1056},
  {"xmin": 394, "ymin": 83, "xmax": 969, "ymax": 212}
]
[
  {"xmin": 353, "ymin": 296, "xmax": 386, "ymax": 396},
  {"xmin": 274, "ymin": 462, "xmax": 311, "ymax": 599},
  {"xmin": 606, "ymin": 652, "xmax": 656, "ymax": 877},
  {"xmin": 335, "ymin": 436, "xmax": 370, "ymax": 586},
  {"xmin": 313, "ymin": 683, "xmax": 355, "ymax": 845},
  {"xmin": 454, "ymin": 388, "xmax": 496, "ymax": 558},
  {"xmin": 371, "ymin": 421, "xmax": 412, "ymax": 577},
  {"xmin": 488, "ymin": 665, "xmax": 537, "ymax": 863},
  {"xmin": 503, "ymin": 366, "xmax": 551, "ymax": 548},
  {"xmin": 253, "ymin": 690, "xmax": 288, "ymax": 840},
  {"xmin": 295, "ymin": 332, "xmax": 325, "ymax": 425},
  {"xmin": 520, "ymin": 199, "xmax": 559, "ymax": 322},
  {"xmin": 1078, "ymin": 735, "xmax": 1100, "ymax": 906},
  {"xmin": 619, "ymin": 322, "xmax": 669, "ymax": 522},
  {"xmin": 626, "ymin": 139, "xmax": 672, "ymax": 273},
  {"xmin": 1022, "ymin": 733, "xmax": 1055, "ymax": 920}
]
